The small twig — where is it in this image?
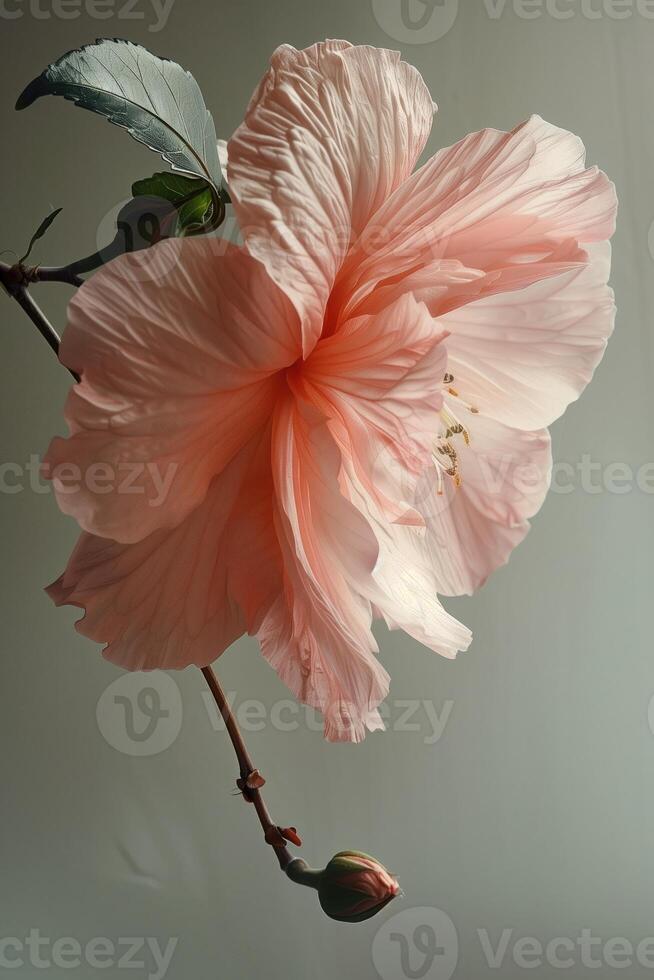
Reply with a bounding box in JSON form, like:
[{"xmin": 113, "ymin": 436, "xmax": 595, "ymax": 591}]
[
  {"xmin": 33, "ymin": 240, "xmax": 128, "ymax": 285},
  {"xmin": 24, "ymin": 265, "xmax": 84, "ymax": 287},
  {"xmin": 1, "ymin": 255, "xmax": 92, "ymax": 289}
]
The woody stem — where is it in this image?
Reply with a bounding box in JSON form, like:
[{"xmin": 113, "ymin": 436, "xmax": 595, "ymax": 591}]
[{"xmin": 0, "ymin": 260, "xmax": 79, "ymax": 381}]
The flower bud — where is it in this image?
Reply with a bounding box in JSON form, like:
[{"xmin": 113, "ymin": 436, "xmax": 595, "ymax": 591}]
[{"xmin": 286, "ymin": 850, "xmax": 400, "ymax": 923}]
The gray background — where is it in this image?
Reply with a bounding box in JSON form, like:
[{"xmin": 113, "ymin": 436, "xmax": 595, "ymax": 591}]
[{"xmin": 1, "ymin": 1, "xmax": 652, "ymax": 978}]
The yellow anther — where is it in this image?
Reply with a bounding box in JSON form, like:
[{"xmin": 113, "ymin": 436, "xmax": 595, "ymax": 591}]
[{"xmin": 432, "ymin": 371, "xmax": 479, "ymax": 494}]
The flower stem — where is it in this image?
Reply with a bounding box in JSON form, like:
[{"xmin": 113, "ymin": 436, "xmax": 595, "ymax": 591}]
[
  {"xmin": 284, "ymin": 859, "xmax": 323, "ymax": 889},
  {"xmin": 200, "ymin": 665, "xmax": 296, "ymax": 871}
]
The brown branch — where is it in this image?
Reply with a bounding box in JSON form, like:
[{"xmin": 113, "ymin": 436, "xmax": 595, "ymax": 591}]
[{"xmin": 0, "ymin": 260, "xmax": 79, "ymax": 380}]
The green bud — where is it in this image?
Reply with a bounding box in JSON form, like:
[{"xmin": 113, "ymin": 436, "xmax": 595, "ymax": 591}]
[{"xmin": 286, "ymin": 850, "xmax": 400, "ymax": 923}]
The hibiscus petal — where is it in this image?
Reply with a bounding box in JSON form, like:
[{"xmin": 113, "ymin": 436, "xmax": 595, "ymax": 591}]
[
  {"xmin": 340, "ymin": 114, "xmax": 616, "ymax": 320},
  {"xmin": 419, "ymin": 415, "xmax": 552, "ymax": 596},
  {"xmin": 260, "ymin": 393, "xmax": 389, "ymax": 743},
  {"xmin": 228, "ymin": 40, "xmax": 435, "ymax": 356},
  {"xmin": 302, "ymin": 293, "xmax": 448, "ymax": 525},
  {"xmin": 217, "ymin": 138, "xmax": 229, "ymax": 175},
  {"xmin": 301, "ymin": 285, "xmax": 473, "ymax": 657},
  {"xmin": 440, "ymin": 243, "xmax": 616, "ymax": 430},
  {"xmin": 343, "ymin": 473, "xmax": 473, "ymax": 659},
  {"xmin": 346, "ymin": 259, "xmax": 486, "ymax": 321},
  {"xmin": 44, "ymin": 240, "xmax": 299, "ymax": 544},
  {"xmin": 290, "ymin": 292, "xmax": 472, "ymax": 659},
  {"xmin": 372, "ymin": 524, "xmax": 473, "ymax": 658},
  {"xmin": 47, "ymin": 431, "xmax": 281, "ymax": 670}
]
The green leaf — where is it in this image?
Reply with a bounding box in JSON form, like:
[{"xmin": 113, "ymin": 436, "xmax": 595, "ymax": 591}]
[
  {"xmin": 20, "ymin": 207, "xmax": 62, "ymax": 263},
  {"xmin": 16, "ymin": 38, "xmax": 222, "ymax": 192},
  {"xmin": 65, "ymin": 174, "xmax": 226, "ymax": 280},
  {"xmin": 101, "ymin": 173, "xmax": 225, "ymax": 260},
  {"xmin": 131, "ymin": 172, "xmax": 219, "ymax": 237}
]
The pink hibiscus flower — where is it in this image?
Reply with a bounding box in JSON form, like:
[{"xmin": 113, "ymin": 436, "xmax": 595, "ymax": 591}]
[{"xmin": 44, "ymin": 41, "xmax": 616, "ymax": 742}]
